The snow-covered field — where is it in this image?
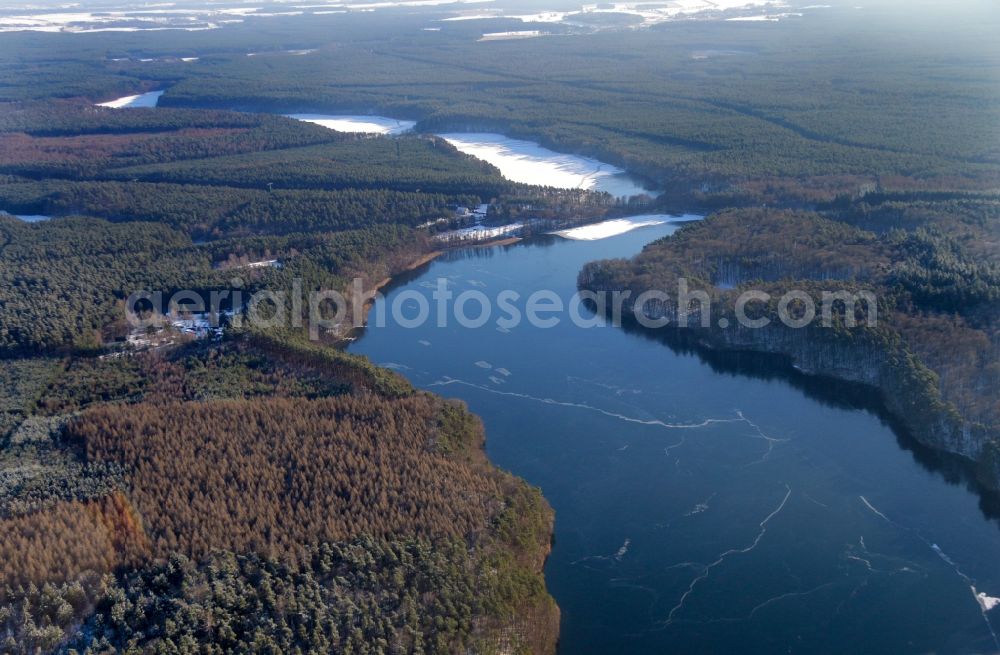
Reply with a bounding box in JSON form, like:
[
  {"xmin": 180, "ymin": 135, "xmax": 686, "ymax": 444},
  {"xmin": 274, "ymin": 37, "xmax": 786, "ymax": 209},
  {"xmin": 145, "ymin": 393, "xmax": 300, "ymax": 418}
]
[
  {"xmin": 287, "ymin": 114, "xmax": 416, "ymax": 135},
  {"xmin": 0, "ymin": 7, "xmax": 260, "ymax": 33},
  {"xmin": 96, "ymin": 91, "xmax": 164, "ymax": 108},
  {"xmin": 726, "ymin": 12, "xmax": 802, "ymax": 21},
  {"xmin": 553, "ymin": 214, "xmax": 702, "ymax": 240},
  {"xmin": 0, "ymin": 0, "xmax": 829, "ymax": 34},
  {"xmin": 0, "ymin": 0, "xmax": 493, "ymax": 32},
  {"xmin": 438, "ymin": 133, "xmax": 655, "ymax": 198}
]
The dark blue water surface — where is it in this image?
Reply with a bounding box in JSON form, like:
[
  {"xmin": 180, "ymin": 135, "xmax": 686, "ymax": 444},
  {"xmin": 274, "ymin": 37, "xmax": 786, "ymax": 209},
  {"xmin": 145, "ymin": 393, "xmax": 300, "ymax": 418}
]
[{"xmin": 349, "ymin": 220, "xmax": 1000, "ymax": 654}]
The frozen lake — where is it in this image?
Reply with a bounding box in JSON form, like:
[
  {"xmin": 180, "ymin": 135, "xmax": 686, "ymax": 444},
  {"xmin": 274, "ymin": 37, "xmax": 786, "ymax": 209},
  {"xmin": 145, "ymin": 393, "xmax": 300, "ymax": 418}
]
[
  {"xmin": 352, "ymin": 223, "xmax": 1000, "ymax": 655},
  {"xmin": 96, "ymin": 91, "xmax": 163, "ymax": 108},
  {"xmin": 553, "ymin": 214, "xmax": 700, "ymax": 240},
  {"xmin": 438, "ymin": 132, "xmax": 657, "ymax": 198},
  {"xmin": 287, "ymin": 114, "xmax": 416, "ymax": 135}
]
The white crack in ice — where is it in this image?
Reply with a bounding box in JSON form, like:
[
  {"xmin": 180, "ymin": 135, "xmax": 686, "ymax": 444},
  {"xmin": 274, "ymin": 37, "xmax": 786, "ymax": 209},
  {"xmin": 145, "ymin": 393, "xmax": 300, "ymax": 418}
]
[{"xmin": 659, "ymin": 485, "xmax": 793, "ymax": 626}]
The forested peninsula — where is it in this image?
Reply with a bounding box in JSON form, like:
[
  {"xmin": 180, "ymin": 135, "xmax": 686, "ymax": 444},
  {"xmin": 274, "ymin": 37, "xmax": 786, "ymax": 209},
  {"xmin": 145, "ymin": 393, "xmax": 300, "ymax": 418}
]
[{"xmin": 579, "ymin": 209, "xmax": 999, "ymax": 490}]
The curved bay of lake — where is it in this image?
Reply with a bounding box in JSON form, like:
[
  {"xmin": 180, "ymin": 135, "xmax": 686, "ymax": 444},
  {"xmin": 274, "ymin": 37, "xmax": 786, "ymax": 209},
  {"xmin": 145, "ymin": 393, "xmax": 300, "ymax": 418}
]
[{"xmin": 350, "ymin": 222, "xmax": 1000, "ymax": 654}]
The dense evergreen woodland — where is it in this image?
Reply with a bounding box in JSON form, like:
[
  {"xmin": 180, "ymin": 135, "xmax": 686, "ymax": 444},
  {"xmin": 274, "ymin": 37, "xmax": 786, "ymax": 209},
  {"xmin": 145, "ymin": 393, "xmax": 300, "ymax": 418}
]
[
  {"xmin": 0, "ymin": 212, "xmax": 429, "ymax": 352},
  {"xmin": 0, "ymin": 336, "xmax": 557, "ymax": 654},
  {"xmin": 0, "ymin": 103, "xmax": 512, "ymax": 239},
  {"xmin": 0, "ymin": 3, "xmax": 997, "ymax": 653}
]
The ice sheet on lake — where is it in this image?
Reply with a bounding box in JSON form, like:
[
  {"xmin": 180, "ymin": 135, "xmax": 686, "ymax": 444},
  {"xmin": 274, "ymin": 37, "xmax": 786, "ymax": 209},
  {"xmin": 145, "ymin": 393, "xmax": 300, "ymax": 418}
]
[
  {"xmin": 344, "ymin": 0, "xmax": 493, "ymax": 9},
  {"xmin": 440, "ymin": 0, "xmax": 799, "ymax": 28},
  {"xmin": 441, "ymin": 12, "xmax": 501, "ymax": 20},
  {"xmin": 0, "ymin": 5, "xmax": 280, "ymax": 33},
  {"xmin": 864, "ymin": 500, "xmax": 1000, "ymax": 649},
  {"xmin": 287, "ymin": 114, "xmax": 416, "ymax": 135},
  {"xmin": 684, "ymin": 493, "xmax": 716, "ymax": 517},
  {"xmin": 975, "ymin": 588, "xmax": 1000, "ymax": 612},
  {"xmin": 479, "ymin": 30, "xmax": 548, "ymax": 41},
  {"xmin": 96, "ymin": 90, "xmax": 164, "ymax": 108},
  {"xmin": 437, "ymin": 132, "xmax": 654, "ymax": 197},
  {"xmin": 553, "ymin": 214, "xmax": 701, "ymax": 240},
  {"xmin": 509, "ymin": 11, "xmax": 570, "ymax": 23},
  {"xmin": 726, "ymin": 13, "xmax": 802, "ymax": 21},
  {"xmin": 0, "ymin": 0, "xmax": 801, "ymax": 34},
  {"xmin": 663, "ymin": 485, "xmax": 792, "ymax": 625},
  {"xmin": 433, "ymin": 222, "xmax": 524, "ymax": 243},
  {"xmin": 430, "ymin": 377, "xmax": 751, "ymax": 432}
]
